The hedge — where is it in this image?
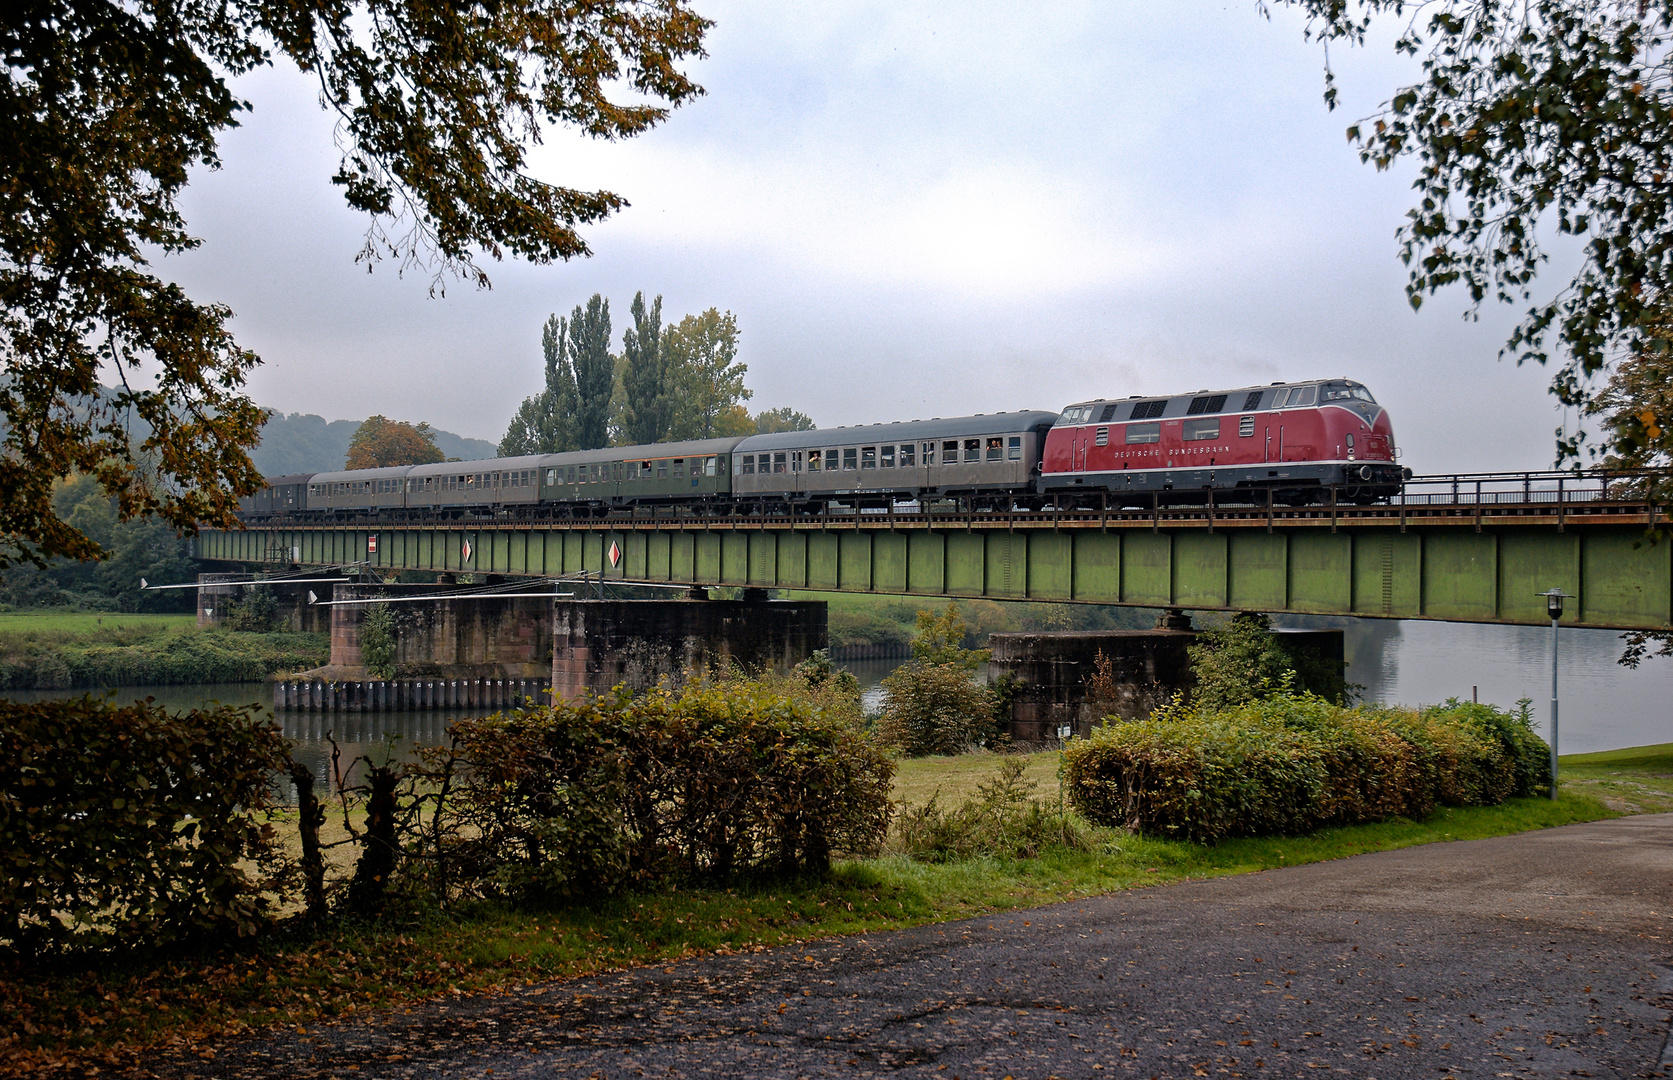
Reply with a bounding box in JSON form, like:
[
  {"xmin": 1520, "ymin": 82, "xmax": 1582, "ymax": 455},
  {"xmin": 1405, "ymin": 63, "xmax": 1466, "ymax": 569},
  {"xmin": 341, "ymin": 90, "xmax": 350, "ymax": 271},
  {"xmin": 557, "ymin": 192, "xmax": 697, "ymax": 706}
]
[
  {"xmin": 408, "ymin": 681, "xmax": 895, "ymax": 904},
  {"xmin": 1061, "ymin": 694, "xmax": 1550, "ymax": 843},
  {"xmin": 0, "ymin": 696, "xmax": 291, "ymax": 954}
]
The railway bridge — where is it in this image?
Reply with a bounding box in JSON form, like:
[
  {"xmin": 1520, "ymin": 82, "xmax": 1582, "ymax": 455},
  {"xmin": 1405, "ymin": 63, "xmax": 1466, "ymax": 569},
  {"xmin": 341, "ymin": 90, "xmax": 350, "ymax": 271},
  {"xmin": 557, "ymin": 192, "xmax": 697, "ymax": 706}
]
[{"xmin": 195, "ymin": 471, "xmax": 1673, "ymax": 631}]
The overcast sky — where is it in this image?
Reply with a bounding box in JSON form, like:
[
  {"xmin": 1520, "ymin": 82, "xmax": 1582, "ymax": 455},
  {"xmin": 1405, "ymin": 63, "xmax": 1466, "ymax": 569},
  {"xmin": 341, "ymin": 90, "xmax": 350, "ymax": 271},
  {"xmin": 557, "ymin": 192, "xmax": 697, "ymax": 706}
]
[{"xmin": 159, "ymin": 2, "xmax": 1585, "ymax": 474}]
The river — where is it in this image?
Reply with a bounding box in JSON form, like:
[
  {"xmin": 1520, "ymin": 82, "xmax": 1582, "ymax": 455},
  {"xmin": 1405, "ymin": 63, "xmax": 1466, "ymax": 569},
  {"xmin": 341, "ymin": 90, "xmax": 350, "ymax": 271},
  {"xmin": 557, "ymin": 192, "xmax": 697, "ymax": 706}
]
[{"xmin": 4, "ymin": 621, "xmax": 1669, "ymax": 767}]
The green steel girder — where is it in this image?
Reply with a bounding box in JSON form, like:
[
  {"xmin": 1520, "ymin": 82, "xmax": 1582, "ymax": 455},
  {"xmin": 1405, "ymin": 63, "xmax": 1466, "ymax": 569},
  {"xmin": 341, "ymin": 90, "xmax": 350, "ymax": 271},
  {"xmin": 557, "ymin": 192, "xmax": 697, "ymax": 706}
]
[{"xmin": 196, "ymin": 508, "xmax": 1673, "ymax": 630}]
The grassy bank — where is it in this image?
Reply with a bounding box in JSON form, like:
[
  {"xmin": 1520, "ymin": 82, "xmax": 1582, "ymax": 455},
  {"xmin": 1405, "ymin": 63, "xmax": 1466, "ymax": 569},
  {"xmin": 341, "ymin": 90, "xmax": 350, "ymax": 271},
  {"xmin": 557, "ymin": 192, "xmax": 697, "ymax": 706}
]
[
  {"xmin": 0, "ymin": 614, "xmax": 328, "ymax": 689},
  {"xmin": 1, "ymin": 746, "xmax": 1642, "ymax": 1074},
  {"xmin": 1560, "ymin": 741, "xmax": 1673, "ymax": 814}
]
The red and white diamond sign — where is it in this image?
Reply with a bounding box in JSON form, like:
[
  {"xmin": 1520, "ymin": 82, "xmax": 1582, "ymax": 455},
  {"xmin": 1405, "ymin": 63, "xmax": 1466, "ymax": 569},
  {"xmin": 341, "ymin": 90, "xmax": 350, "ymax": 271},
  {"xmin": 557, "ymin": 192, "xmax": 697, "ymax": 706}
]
[
  {"xmin": 461, "ymin": 539, "xmax": 473, "ymax": 561},
  {"xmin": 608, "ymin": 541, "xmax": 622, "ymax": 567}
]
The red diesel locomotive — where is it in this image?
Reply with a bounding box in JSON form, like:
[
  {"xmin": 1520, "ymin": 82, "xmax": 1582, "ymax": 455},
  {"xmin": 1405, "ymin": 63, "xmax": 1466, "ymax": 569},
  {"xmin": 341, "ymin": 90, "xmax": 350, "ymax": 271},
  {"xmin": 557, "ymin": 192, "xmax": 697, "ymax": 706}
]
[{"xmin": 1039, "ymin": 378, "xmax": 1407, "ymax": 506}]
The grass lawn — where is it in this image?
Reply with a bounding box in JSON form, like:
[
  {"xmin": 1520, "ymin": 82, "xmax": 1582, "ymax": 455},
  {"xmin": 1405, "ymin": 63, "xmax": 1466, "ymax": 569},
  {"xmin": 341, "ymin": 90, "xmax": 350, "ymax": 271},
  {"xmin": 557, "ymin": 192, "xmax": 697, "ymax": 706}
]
[
  {"xmin": 0, "ymin": 611, "xmax": 197, "ymax": 636},
  {"xmin": 3, "ymin": 744, "xmax": 1645, "ymax": 1074},
  {"xmin": 1559, "ymin": 741, "xmax": 1673, "ymax": 814}
]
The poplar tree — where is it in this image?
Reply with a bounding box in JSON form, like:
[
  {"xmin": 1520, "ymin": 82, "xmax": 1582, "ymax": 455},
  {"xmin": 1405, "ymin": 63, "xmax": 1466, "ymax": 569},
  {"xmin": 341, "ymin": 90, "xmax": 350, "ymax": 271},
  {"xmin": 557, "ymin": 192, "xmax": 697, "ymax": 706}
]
[
  {"xmin": 620, "ymin": 292, "xmax": 674, "ymax": 444},
  {"xmin": 568, "ymin": 295, "xmax": 615, "ymax": 451}
]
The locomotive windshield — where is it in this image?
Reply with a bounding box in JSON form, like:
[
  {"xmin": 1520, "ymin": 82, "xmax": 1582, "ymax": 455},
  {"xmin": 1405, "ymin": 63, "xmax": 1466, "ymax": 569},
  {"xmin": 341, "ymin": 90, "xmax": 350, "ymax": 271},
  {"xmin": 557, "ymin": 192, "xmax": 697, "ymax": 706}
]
[{"xmin": 1322, "ymin": 381, "xmax": 1376, "ymax": 403}]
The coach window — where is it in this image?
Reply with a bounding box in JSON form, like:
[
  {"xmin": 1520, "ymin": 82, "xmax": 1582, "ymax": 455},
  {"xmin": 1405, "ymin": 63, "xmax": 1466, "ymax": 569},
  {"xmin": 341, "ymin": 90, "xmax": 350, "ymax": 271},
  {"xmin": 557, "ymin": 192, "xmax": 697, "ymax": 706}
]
[
  {"xmin": 546, "ymin": 469, "xmax": 556, "ymax": 485},
  {"xmin": 1008, "ymin": 436, "xmax": 1023, "ymax": 459},
  {"xmin": 881, "ymin": 445, "xmax": 895, "ymax": 468},
  {"xmin": 1183, "ymin": 418, "xmax": 1221, "ymax": 441},
  {"xmin": 843, "ymin": 448, "xmax": 858, "ymax": 470},
  {"xmin": 861, "ymin": 446, "xmax": 876, "ymax": 468},
  {"xmin": 656, "ymin": 460, "xmax": 668, "ymax": 479},
  {"xmin": 741, "ymin": 455, "xmax": 754, "ymax": 475},
  {"xmin": 1125, "ymin": 423, "xmax": 1160, "ymax": 444},
  {"xmin": 964, "ymin": 439, "xmax": 981, "ymax": 462},
  {"xmin": 900, "ymin": 443, "xmax": 916, "ymax": 467},
  {"xmin": 808, "ymin": 452, "xmax": 822, "ymax": 472},
  {"xmin": 791, "ymin": 451, "xmax": 802, "ymax": 473},
  {"xmin": 1292, "ymin": 386, "xmax": 1317, "ymax": 406},
  {"xmin": 704, "ymin": 457, "xmax": 717, "ymax": 477},
  {"xmin": 986, "ymin": 437, "xmax": 1003, "ymax": 461},
  {"xmin": 826, "ymin": 449, "xmax": 839, "ymax": 471},
  {"xmin": 922, "ymin": 442, "xmax": 936, "ymax": 465},
  {"xmin": 672, "ymin": 459, "xmax": 684, "ymax": 479},
  {"xmin": 773, "ymin": 452, "xmax": 787, "ymax": 474}
]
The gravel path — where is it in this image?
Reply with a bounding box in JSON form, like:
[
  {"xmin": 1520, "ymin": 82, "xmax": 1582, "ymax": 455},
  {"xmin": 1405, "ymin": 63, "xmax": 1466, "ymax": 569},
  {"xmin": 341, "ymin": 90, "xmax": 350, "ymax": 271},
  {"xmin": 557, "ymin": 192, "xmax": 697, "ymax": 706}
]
[{"xmin": 155, "ymin": 814, "xmax": 1673, "ymax": 1080}]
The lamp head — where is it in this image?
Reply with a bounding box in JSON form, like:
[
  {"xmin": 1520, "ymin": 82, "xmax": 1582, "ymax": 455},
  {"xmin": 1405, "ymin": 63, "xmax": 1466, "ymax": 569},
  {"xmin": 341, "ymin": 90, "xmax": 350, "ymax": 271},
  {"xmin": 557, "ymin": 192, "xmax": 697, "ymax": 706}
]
[{"xmin": 1540, "ymin": 587, "xmax": 1571, "ymax": 620}]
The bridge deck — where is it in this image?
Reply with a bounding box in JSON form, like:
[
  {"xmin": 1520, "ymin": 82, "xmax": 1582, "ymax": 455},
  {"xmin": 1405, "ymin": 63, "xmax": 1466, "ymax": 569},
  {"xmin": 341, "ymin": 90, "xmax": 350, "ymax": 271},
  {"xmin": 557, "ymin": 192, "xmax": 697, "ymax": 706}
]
[{"xmin": 197, "ymin": 472, "xmax": 1673, "ymax": 631}]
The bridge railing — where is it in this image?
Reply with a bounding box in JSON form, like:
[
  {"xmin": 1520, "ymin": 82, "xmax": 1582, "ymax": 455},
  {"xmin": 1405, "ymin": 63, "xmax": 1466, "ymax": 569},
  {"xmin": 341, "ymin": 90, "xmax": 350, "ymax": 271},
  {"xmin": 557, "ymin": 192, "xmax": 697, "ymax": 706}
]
[{"xmin": 1395, "ymin": 470, "xmax": 1616, "ymax": 507}]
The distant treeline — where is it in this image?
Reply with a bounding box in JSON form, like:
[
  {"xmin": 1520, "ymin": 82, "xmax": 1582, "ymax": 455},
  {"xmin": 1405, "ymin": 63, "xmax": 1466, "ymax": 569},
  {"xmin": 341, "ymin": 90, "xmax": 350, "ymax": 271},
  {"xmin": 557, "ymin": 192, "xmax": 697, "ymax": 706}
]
[{"xmin": 251, "ymin": 412, "xmax": 498, "ymax": 477}]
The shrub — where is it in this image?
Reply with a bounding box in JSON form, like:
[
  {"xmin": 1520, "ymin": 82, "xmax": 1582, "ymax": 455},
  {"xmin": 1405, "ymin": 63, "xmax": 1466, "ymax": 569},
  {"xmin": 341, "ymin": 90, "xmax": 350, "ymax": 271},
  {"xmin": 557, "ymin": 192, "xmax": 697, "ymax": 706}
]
[
  {"xmin": 0, "ymin": 697, "xmax": 291, "ymax": 954},
  {"xmin": 223, "ymin": 585, "xmax": 281, "ymax": 632},
  {"xmin": 1187, "ymin": 612, "xmax": 1349, "ymax": 708},
  {"xmin": 892, "ymin": 757, "xmax": 1093, "ymax": 862},
  {"xmin": 877, "ymin": 661, "xmax": 1000, "ymax": 756},
  {"xmin": 358, "ymin": 602, "xmax": 397, "ymax": 678},
  {"xmin": 409, "ymin": 680, "xmax": 895, "ymax": 903},
  {"xmin": 1062, "ymin": 692, "xmax": 1547, "ymax": 843}
]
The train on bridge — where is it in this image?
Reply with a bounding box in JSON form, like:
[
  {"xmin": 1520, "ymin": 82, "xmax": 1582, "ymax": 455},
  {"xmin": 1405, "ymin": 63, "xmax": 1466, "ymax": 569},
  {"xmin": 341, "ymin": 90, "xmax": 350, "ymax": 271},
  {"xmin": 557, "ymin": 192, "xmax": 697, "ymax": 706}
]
[{"xmin": 241, "ymin": 378, "xmax": 1410, "ymax": 521}]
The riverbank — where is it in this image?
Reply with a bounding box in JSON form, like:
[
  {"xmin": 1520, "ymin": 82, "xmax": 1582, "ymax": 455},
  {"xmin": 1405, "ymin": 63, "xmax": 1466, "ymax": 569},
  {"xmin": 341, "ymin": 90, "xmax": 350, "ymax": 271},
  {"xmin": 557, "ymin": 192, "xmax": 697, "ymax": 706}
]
[
  {"xmin": 7, "ymin": 745, "xmax": 1667, "ymax": 1075},
  {"xmin": 0, "ymin": 613, "xmax": 328, "ymax": 690}
]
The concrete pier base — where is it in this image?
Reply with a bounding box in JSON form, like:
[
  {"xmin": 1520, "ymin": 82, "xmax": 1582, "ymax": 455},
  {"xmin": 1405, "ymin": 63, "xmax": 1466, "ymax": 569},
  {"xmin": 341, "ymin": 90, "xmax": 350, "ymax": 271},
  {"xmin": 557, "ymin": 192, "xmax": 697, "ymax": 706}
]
[
  {"xmin": 318, "ymin": 584, "xmax": 555, "ymax": 681},
  {"xmin": 551, "ymin": 599, "xmax": 827, "ymax": 700}
]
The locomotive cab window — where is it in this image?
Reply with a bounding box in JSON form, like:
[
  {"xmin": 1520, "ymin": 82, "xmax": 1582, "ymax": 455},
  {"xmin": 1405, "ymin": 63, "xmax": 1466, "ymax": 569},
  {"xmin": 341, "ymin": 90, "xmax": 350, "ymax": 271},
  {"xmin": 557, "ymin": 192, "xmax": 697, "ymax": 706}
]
[
  {"xmin": 1291, "ymin": 386, "xmax": 1317, "ymax": 406},
  {"xmin": 1125, "ymin": 423, "xmax": 1160, "ymax": 444}
]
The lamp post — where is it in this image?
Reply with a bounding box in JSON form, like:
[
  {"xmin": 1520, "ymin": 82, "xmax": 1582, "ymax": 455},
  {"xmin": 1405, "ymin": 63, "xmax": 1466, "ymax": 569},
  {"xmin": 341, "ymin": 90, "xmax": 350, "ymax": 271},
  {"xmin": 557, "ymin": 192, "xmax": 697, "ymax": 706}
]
[{"xmin": 1539, "ymin": 588, "xmax": 1572, "ymax": 801}]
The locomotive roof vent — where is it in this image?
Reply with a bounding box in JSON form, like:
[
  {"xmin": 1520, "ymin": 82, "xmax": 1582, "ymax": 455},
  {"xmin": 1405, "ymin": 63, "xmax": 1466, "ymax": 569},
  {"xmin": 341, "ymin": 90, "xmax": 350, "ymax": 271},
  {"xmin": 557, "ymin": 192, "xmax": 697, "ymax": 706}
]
[{"xmin": 1271, "ymin": 381, "xmax": 1284, "ymax": 385}]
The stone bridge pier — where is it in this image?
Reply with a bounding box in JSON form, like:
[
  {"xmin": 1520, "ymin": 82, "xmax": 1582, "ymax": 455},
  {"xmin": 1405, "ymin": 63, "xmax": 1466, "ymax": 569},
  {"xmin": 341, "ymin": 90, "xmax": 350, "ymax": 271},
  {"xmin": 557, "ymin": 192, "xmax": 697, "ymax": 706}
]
[{"xmin": 306, "ymin": 584, "xmax": 828, "ymax": 700}]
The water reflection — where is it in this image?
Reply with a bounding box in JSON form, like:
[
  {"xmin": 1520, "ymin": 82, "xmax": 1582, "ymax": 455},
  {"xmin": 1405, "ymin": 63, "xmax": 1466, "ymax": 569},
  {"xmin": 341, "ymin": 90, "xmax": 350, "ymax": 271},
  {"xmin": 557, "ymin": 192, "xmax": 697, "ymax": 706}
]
[{"xmin": 1281, "ymin": 617, "xmax": 1673, "ymax": 753}]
